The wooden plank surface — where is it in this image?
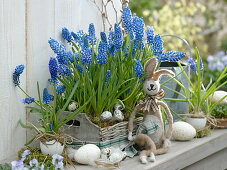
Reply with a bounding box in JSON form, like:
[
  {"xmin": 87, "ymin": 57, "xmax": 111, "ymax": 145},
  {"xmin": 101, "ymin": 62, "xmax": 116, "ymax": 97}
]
[
  {"xmin": 0, "ymin": 0, "xmax": 26, "ymax": 162},
  {"xmin": 73, "ymin": 129, "xmax": 227, "ymax": 170}
]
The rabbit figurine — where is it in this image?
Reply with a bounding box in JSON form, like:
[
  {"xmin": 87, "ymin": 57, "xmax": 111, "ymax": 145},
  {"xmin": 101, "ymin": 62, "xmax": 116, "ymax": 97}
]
[{"xmin": 128, "ymin": 57, "xmax": 174, "ymax": 163}]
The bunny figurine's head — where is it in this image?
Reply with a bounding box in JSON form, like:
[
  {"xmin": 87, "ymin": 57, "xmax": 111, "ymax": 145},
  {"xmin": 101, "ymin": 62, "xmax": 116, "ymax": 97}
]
[{"xmin": 143, "ymin": 58, "xmax": 175, "ymax": 96}]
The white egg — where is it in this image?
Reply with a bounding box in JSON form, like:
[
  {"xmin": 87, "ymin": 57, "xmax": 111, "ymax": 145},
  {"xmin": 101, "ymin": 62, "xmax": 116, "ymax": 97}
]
[
  {"xmin": 100, "ymin": 111, "xmax": 112, "ymax": 122},
  {"xmin": 74, "ymin": 144, "xmax": 101, "ymax": 164},
  {"xmin": 172, "ymin": 121, "xmax": 196, "ymax": 141},
  {"xmin": 210, "ymin": 91, "xmax": 227, "ymax": 105}
]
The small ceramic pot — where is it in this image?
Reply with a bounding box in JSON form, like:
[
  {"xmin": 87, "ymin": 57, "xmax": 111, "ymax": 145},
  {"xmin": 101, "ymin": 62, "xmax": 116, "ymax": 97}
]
[
  {"xmin": 185, "ymin": 117, "xmax": 207, "ymax": 129},
  {"xmin": 40, "ymin": 140, "xmax": 64, "ymax": 155}
]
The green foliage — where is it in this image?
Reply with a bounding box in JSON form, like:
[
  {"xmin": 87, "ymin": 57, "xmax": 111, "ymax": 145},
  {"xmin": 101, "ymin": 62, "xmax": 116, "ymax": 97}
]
[
  {"xmin": 211, "ymin": 105, "xmax": 227, "ymax": 119},
  {"xmin": 167, "ymin": 48, "xmax": 227, "ymax": 115},
  {"xmin": 221, "ymin": 37, "xmax": 227, "ymax": 51},
  {"xmin": 61, "ymin": 36, "xmax": 153, "ymax": 119},
  {"xmin": 0, "ymin": 164, "xmax": 11, "ymax": 170}
]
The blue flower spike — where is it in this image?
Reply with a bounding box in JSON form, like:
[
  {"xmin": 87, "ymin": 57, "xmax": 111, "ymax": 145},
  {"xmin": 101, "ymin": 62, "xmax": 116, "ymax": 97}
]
[
  {"xmin": 134, "ymin": 60, "xmax": 144, "ymax": 77},
  {"xmin": 43, "ymin": 88, "xmax": 54, "ymax": 104},
  {"xmin": 13, "ymin": 64, "xmax": 25, "ymax": 86},
  {"xmin": 62, "ymin": 27, "xmax": 73, "ymax": 42},
  {"xmin": 48, "ymin": 57, "xmax": 59, "ymax": 84}
]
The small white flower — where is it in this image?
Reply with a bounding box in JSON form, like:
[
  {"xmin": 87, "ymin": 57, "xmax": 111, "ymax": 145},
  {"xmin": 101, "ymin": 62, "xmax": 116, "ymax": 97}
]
[
  {"xmin": 52, "ymin": 154, "xmax": 64, "ymax": 170},
  {"xmin": 21, "ymin": 150, "xmax": 31, "ymax": 161},
  {"xmin": 29, "ymin": 159, "xmax": 39, "ymax": 168}
]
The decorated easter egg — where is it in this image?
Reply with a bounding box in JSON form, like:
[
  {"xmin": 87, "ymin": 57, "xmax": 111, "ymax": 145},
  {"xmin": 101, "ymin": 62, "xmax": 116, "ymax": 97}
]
[
  {"xmin": 172, "ymin": 121, "xmax": 196, "ymax": 141},
  {"xmin": 100, "ymin": 111, "xmax": 112, "ymax": 122},
  {"xmin": 113, "ymin": 110, "xmax": 124, "ymax": 121},
  {"xmin": 74, "ymin": 144, "xmax": 101, "ymax": 164},
  {"xmin": 68, "ymin": 102, "xmax": 79, "ymax": 111}
]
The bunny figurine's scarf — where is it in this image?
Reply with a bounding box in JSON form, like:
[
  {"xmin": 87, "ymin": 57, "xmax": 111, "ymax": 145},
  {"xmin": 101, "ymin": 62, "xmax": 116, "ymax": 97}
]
[{"xmin": 139, "ymin": 89, "xmax": 165, "ymax": 113}]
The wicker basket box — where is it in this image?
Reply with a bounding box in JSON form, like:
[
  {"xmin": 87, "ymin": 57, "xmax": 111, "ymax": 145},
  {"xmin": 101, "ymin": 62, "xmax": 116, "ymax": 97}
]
[{"xmin": 63, "ymin": 112, "xmax": 142, "ymax": 149}]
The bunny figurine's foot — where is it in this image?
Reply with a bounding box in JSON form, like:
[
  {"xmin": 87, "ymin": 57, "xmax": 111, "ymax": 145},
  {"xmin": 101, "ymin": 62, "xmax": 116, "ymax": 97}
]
[
  {"xmin": 163, "ymin": 139, "xmax": 171, "ymax": 148},
  {"xmin": 140, "ymin": 156, "xmax": 148, "ymax": 164},
  {"xmin": 148, "ymin": 152, "xmax": 156, "ymax": 162}
]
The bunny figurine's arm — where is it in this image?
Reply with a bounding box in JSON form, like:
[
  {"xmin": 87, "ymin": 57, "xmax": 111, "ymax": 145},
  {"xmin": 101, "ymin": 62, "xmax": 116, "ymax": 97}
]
[
  {"xmin": 128, "ymin": 105, "xmax": 143, "ymax": 141},
  {"xmin": 157, "ymin": 101, "xmax": 173, "ymax": 139}
]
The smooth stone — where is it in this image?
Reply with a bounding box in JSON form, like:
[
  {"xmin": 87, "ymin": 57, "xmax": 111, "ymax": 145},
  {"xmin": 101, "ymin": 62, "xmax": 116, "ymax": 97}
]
[
  {"xmin": 74, "ymin": 144, "xmax": 101, "ymax": 164},
  {"xmin": 40, "ymin": 140, "xmax": 64, "ymax": 155},
  {"xmin": 172, "ymin": 121, "xmax": 196, "ymax": 141},
  {"xmin": 210, "ymin": 91, "xmax": 227, "ymax": 105}
]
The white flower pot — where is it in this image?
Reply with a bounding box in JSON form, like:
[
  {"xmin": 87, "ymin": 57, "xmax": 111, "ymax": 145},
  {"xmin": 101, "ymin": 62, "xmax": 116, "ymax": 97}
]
[
  {"xmin": 185, "ymin": 117, "xmax": 207, "ymax": 129},
  {"xmin": 40, "ymin": 140, "xmax": 64, "ymax": 155}
]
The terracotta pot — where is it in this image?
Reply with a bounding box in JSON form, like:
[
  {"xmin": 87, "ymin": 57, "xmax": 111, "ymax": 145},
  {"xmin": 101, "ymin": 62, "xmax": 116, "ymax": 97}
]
[
  {"xmin": 40, "ymin": 140, "xmax": 64, "ymax": 155},
  {"xmin": 212, "ymin": 118, "xmax": 227, "ymax": 129}
]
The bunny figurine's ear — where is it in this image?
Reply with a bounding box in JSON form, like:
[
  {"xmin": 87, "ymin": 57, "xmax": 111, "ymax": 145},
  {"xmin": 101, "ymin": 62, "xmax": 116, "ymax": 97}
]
[
  {"xmin": 153, "ymin": 69, "xmax": 175, "ymax": 81},
  {"xmin": 145, "ymin": 58, "xmax": 158, "ymax": 79}
]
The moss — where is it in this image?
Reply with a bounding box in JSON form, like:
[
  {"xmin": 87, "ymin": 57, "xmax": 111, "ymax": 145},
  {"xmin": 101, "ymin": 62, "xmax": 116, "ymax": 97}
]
[
  {"xmin": 18, "ymin": 146, "xmax": 72, "ymax": 168},
  {"xmin": 195, "ymin": 126, "xmax": 212, "ymax": 138}
]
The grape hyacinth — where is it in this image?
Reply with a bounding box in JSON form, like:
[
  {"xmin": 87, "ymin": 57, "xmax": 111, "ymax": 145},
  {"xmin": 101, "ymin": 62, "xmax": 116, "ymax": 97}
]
[
  {"xmin": 13, "ymin": 64, "xmax": 25, "ymax": 86},
  {"xmin": 88, "ymin": 23, "xmax": 97, "ymax": 45},
  {"xmin": 76, "ymin": 64, "xmax": 84, "ymax": 73},
  {"xmin": 152, "ymin": 34, "xmax": 164, "ymax": 55},
  {"xmin": 187, "ymin": 58, "xmax": 197, "ymax": 72},
  {"xmin": 81, "ymin": 36, "xmax": 92, "ymax": 66},
  {"xmin": 132, "ymin": 16, "xmax": 144, "ymax": 41},
  {"xmin": 65, "ymin": 51, "xmax": 74, "ymax": 63},
  {"xmin": 105, "ymin": 70, "xmax": 111, "ymax": 83},
  {"xmin": 134, "ymin": 60, "xmax": 144, "ymax": 77},
  {"xmin": 22, "ymin": 97, "xmax": 35, "ymax": 104},
  {"xmin": 48, "ymin": 57, "xmax": 59, "ymax": 84},
  {"xmin": 122, "ymin": 6, "xmax": 134, "ymax": 40},
  {"xmin": 96, "ymin": 37, "xmax": 108, "ymax": 65},
  {"xmin": 43, "ymin": 88, "xmax": 54, "ymax": 104},
  {"xmin": 62, "ymin": 27, "xmax": 73, "ymax": 42},
  {"xmin": 56, "ymin": 55, "xmax": 67, "ymax": 65},
  {"xmin": 114, "ymin": 24, "xmax": 123, "ymax": 51},
  {"xmin": 146, "ymin": 26, "xmax": 154, "ymax": 45},
  {"xmin": 48, "ymin": 38, "xmax": 66, "ymax": 56},
  {"xmin": 100, "ymin": 32, "xmax": 107, "ymax": 43},
  {"xmin": 56, "ymin": 85, "xmax": 65, "ymax": 94},
  {"xmin": 52, "ymin": 154, "xmax": 64, "ymax": 170},
  {"xmin": 58, "ymin": 64, "xmax": 72, "ymax": 76},
  {"xmin": 108, "ymin": 31, "xmax": 116, "ymax": 56},
  {"xmin": 157, "ymin": 51, "xmax": 186, "ymax": 62}
]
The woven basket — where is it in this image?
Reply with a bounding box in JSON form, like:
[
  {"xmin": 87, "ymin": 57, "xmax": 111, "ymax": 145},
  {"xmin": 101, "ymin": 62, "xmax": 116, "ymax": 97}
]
[{"xmin": 63, "ymin": 112, "xmax": 142, "ymax": 149}]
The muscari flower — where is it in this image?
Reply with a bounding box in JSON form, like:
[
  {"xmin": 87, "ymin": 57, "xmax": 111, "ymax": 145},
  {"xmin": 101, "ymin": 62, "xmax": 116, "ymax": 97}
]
[
  {"xmin": 207, "ymin": 51, "xmax": 227, "ymax": 71},
  {"xmin": 81, "ymin": 36, "xmax": 92, "ymax": 66},
  {"xmin": 43, "ymin": 88, "xmax": 54, "ymax": 104},
  {"xmin": 62, "ymin": 27, "xmax": 73, "ymax": 42},
  {"xmin": 100, "ymin": 32, "xmax": 107, "ymax": 43},
  {"xmin": 114, "ymin": 24, "xmax": 123, "ymax": 51},
  {"xmin": 105, "ymin": 70, "xmax": 111, "ymax": 83},
  {"xmin": 13, "ymin": 64, "xmax": 25, "ymax": 86},
  {"xmin": 52, "ymin": 154, "xmax": 64, "ymax": 170},
  {"xmin": 48, "ymin": 57, "xmax": 59, "ymax": 84},
  {"xmin": 122, "ymin": 6, "xmax": 134, "ymax": 40},
  {"xmin": 187, "ymin": 58, "xmax": 197, "ymax": 72},
  {"xmin": 29, "ymin": 159, "xmax": 39, "ymax": 168},
  {"xmin": 11, "ymin": 160, "xmax": 24, "ymax": 170},
  {"xmin": 22, "ymin": 97, "xmax": 35, "ymax": 104},
  {"xmin": 48, "ymin": 38, "xmax": 66, "ymax": 56},
  {"xmin": 157, "ymin": 51, "xmax": 186, "ymax": 62},
  {"xmin": 58, "ymin": 64, "xmax": 72, "ymax": 76},
  {"xmin": 132, "ymin": 15, "xmax": 144, "ymax": 41},
  {"xmin": 56, "ymin": 85, "xmax": 65, "ymax": 94},
  {"xmin": 152, "ymin": 34, "xmax": 164, "ymax": 55},
  {"xmin": 134, "ymin": 60, "xmax": 144, "ymax": 77},
  {"xmin": 146, "ymin": 26, "xmax": 154, "ymax": 45},
  {"xmin": 88, "ymin": 23, "xmax": 97, "ymax": 45},
  {"xmin": 96, "ymin": 37, "xmax": 108, "ymax": 65},
  {"xmin": 108, "ymin": 31, "xmax": 116, "ymax": 56}
]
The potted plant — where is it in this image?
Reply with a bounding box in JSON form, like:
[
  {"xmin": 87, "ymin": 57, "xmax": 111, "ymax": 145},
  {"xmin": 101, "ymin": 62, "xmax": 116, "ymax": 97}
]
[
  {"xmin": 44, "ymin": 6, "xmax": 187, "ymax": 148},
  {"xmin": 12, "ymin": 63, "xmax": 89, "ymax": 155},
  {"xmin": 210, "ymin": 104, "xmax": 227, "ymax": 128},
  {"xmin": 167, "ymin": 49, "xmax": 227, "ymax": 129}
]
